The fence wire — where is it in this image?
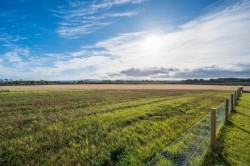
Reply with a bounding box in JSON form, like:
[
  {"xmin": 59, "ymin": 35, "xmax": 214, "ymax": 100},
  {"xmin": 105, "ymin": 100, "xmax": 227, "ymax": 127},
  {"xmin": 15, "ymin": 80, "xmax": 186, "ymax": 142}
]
[
  {"xmin": 146, "ymin": 112, "xmax": 211, "ymax": 166},
  {"xmin": 216, "ymin": 102, "xmax": 226, "ymax": 134},
  {"xmin": 146, "ymin": 97, "xmax": 232, "ymax": 166}
]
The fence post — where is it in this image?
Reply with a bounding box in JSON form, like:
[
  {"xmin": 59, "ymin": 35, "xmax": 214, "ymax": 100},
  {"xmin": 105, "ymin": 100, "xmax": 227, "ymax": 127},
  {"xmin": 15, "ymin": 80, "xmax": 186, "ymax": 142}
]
[
  {"xmin": 234, "ymin": 91, "xmax": 236, "ymax": 103},
  {"xmin": 234, "ymin": 91, "xmax": 237, "ymax": 104},
  {"xmin": 225, "ymin": 99, "xmax": 229, "ymax": 122},
  {"xmin": 211, "ymin": 108, "xmax": 216, "ymax": 149},
  {"xmin": 240, "ymin": 87, "xmax": 243, "ymax": 95},
  {"xmin": 231, "ymin": 94, "xmax": 234, "ymax": 111}
]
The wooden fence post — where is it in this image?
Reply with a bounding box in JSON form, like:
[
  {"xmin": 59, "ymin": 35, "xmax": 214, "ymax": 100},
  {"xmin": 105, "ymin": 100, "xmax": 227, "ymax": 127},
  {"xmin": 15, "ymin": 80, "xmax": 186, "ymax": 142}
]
[
  {"xmin": 240, "ymin": 87, "xmax": 243, "ymax": 95},
  {"xmin": 233, "ymin": 92, "xmax": 235, "ymax": 106},
  {"xmin": 234, "ymin": 91, "xmax": 237, "ymax": 104},
  {"xmin": 225, "ymin": 99, "xmax": 229, "ymax": 122},
  {"xmin": 234, "ymin": 91, "xmax": 236, "ymax": 102},
  {"xmin": 211, "ymin": 108, "xmax": 216, "ymax": 149},
  {"xmin": 231, "ymin": 94, "xmax": 234, "ymax": 111}
]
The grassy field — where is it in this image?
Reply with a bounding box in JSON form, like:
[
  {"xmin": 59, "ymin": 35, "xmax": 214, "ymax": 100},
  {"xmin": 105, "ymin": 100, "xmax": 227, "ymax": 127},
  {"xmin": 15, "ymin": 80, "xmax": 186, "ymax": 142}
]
[
  {"xmin": 203, "ymin": 92, "xmax": 250, "ymax": 166},
  {"xmin": 0, "ymin": 90, "xmax": 230, "ymax": 165}
]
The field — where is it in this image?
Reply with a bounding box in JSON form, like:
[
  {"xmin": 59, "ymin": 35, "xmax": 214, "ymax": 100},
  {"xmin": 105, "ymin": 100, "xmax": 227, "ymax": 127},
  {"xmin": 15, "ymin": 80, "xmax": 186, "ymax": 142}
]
[
  {"xmin": 0, "ymin": 89, "xmax": 231, "ymax": 165},
  {"xmin": 203, "ymin": 93, "xmax": 250, "ymax": 165},
  {"xmin": 1, "ymin": 84, "xmax": 247, "ymax": 91}
]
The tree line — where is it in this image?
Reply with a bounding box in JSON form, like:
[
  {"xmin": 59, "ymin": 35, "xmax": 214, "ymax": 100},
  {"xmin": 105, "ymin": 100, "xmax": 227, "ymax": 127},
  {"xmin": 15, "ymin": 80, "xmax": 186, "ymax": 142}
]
[{"xmin": 0, "ymin": 78, "xmax": 250, "ymax": 86}]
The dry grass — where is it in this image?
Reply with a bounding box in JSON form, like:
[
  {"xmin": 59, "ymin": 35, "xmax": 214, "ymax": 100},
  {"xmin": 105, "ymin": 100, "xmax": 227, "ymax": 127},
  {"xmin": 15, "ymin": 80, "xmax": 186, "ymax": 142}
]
[{"xmin": 0, "ymin": 84, "xmax": 246, "ymax": 91}]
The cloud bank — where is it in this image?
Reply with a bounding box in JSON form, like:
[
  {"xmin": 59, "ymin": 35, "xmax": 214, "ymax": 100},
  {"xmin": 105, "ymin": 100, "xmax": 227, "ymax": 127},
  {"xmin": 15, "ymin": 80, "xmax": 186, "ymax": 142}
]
[{"xmin": 110, "ymin": 65, "xmax": 250, "ymax": 79}]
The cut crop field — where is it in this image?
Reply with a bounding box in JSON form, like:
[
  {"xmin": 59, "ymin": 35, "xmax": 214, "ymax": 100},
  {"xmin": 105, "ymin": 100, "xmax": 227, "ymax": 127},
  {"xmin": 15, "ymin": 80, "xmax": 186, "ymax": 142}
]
[
  {"xmin": 0, "ymin": 84, "xmax": 244, "ymax": 91},
  {"xmin": 0, "ymin": 90, "xmax": 231, "ymax": 165}
]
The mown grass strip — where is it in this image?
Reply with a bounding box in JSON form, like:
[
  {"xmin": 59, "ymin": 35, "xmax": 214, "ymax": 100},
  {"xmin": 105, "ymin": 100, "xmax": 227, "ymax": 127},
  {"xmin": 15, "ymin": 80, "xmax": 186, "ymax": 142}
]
[{"xmin": 203, "ymin": 93, "xmax": 250, "ymax": 166}]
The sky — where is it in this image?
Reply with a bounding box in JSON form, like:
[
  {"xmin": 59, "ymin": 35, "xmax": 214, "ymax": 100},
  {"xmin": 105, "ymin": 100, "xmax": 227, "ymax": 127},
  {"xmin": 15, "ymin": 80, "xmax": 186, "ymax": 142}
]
[{"xmin": 0, "ymin": 0, "xmax": 250, "ymax": 80}]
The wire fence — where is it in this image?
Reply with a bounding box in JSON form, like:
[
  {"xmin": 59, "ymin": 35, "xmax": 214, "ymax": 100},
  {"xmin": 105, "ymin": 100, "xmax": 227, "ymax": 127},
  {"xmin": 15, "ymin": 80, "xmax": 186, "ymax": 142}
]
[
  {"xmin": 216, "ymin": 102, "xmax": 226, "ymax": 135},
  {"xmin": 146, "ymin": 91, "xmax": 239, "ymax": 166}
]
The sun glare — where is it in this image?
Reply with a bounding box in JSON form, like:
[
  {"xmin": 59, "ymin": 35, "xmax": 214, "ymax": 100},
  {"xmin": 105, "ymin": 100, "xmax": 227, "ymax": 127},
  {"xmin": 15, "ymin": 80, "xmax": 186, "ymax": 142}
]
[{"xmin": 141, "ymin": 35, "xmax": 163, "ymax": 54}]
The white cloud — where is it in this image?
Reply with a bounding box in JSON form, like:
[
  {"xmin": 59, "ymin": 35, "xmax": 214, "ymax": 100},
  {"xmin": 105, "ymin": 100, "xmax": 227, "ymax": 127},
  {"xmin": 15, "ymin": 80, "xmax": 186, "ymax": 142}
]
[
  {"xmin": 4, "ymin": 47, "xmax": 29, "ymax": 61},
  {"xmin": 57, "ymin": 22, "xmax": 113, "ymax": 38},
  {"xmin": 0, "ymin": 34, "xmax": 27, "ymax": 43},
  {"xmin": 88, "ymin": 0, "xmax": 146, "ymax": 11},
  {"xmin": 53, "ymin": 0, "xmax": 145, "ymax": 38},
  {"xmin": 5, "ymin": 52, "xmax": 23, "ymax": 63},
  {"xmin": 105, "ymin": 11, "xmax": 138, "ymax": 17},
  {"xmin": 61, "ymin": 0, "xmax": 250, "ymax": 79}
]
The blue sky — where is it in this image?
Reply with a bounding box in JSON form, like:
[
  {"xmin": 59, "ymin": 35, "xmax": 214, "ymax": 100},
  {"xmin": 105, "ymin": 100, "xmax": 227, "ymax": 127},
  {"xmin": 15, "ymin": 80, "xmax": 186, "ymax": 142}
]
[{"xmin": 0, "ymin": 0, "xmax": 250, "ymax": 80}]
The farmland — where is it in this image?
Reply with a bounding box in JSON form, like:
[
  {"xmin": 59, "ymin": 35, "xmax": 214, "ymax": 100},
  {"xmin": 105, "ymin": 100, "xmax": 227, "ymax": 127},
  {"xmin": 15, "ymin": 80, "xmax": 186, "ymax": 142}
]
[
  {"xmin": 0, "ymin": 89, "xmax": 231, "ymax": 165},
  {"xmin": 0, "ymin": 84, "xmax": 246, "ymax": 91}
]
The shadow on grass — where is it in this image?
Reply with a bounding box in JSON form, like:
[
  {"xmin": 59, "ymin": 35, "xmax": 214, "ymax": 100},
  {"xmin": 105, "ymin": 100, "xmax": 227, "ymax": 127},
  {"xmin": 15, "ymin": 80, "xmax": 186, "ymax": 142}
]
[
  {"xmin": 229, "ymin": 108, "xmax": 250, "ymax": 117},
  {"xmin": 227, "ymin": 120, "xmax": 250, "ymax": 135},
  {"xmin": 203, "ymin": 125, "xmax": 231, "ymax": 165},
  {"xmin": 203, "ymin": 119, "xmax": 248, "ymax": 166},
  {"xmin": 204, "ymin": 150, "xmax": 232, "ymax": 166},
  {"xmin": 204, "ymin": 94, "xmax": 250, "ymax": 166},
  {"xmin": 235, "ymin": 106, "xmax": 250, "ymax": 113},
  {"xmin": 229, "ymin": 109, "xmax": 250, "ymax": 133},
  {"xmin": 236, "ymin": 110, "xmax": 250, "ymax": 117}
]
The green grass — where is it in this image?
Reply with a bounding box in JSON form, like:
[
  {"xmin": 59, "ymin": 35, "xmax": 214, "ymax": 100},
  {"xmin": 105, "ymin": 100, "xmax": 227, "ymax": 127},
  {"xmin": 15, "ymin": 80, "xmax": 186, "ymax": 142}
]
[
  {"xmin": 0, "ymin": 90, "xmax": 230, "ymax": 165},
  {"xmin": 203, "ymin": 93, "xmax": 250, "ymax": 166}
]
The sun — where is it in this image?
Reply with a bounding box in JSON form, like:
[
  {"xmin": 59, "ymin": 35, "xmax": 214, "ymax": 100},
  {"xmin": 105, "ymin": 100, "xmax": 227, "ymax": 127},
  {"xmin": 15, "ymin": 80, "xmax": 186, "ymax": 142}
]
[{"xmin": 140, "ymin": 35, "xmax": 163, "ymax": 54}]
